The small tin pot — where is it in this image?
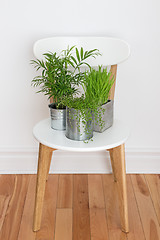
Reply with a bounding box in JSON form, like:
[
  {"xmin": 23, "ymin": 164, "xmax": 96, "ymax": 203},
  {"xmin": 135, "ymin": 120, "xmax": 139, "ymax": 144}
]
[
  {"xmin": 48, "ymin": 103, "xmax": 66, "ymax": 130},
  {"xmin": 93, "ymin": 100, "xmax": 114, "ymax": 133},
  {"xmin": 65, "ymin": 107, "xmax": 93, "ymax": 141}
]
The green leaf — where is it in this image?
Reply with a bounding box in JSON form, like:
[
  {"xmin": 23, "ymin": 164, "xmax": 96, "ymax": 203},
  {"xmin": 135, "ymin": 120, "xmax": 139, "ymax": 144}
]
[
  {"xmin": 80, "ymin": 47, "xmax": 83, "ymax": 59},
  {"xmin": 76, "ymin": 48, "xmax": 80, "ymax": 62},
  {"xmin": 71, "ymin": 56, "xmax": 77, "ymax": 65},
  {"xmin": 66, "ymin": 59, "xmax": 75, "ymax": 68}
]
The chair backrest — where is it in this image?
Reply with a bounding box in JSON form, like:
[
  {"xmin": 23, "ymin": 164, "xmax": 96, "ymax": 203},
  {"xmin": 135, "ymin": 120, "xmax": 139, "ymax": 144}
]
[{"xmin": 33, "ymin": 37, "xmax": 130, "ymax": 100}]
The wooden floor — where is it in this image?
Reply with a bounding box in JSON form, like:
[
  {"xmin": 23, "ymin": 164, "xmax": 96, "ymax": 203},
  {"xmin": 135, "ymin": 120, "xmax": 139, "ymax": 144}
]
[{"xmin": 0, "ymin": 174, "xmax": 159, "ymax": 240}]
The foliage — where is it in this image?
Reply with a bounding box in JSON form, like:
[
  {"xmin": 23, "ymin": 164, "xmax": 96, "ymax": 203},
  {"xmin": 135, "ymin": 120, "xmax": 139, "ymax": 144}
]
[
  {"xmin": 64, "ymin": 94, "xmax": 105, "ymax": 142},
  {"xmin": 64, "ymin": 95, "xmax": 94, "ymax": 142},
  {"xmin": 31, "ymin": 46, "xmax": 100, "ymax": 109},
  {"xmin": 83, "ymin": 66, "xmax": 115, "ymax": 106},
  {"xmin": 63, "ymin": 66, "xmax": 115, "ymax": 141}
]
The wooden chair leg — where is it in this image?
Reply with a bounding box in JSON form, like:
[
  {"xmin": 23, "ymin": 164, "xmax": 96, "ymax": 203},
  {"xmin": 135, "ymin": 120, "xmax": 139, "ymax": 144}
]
[
  {"xmin": 109, "ymin": 144, "xmax": 129, "ymax": 233},
  {"xmin": 33, "ymin": 143, "xmax": 53, "ymax": 232},
  {"xmin": 45, "ymin": 148, "xmax": 57, "ymax": 181},
  {"xmin": 108, "ymin": 149, "xmax": 117, "ymax": 182}
]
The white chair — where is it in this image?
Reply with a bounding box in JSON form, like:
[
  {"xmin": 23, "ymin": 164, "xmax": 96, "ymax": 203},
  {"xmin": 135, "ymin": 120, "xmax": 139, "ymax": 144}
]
[{"xmin": 32, "ymin": 37, "xmax": 130, "ymax": 233}]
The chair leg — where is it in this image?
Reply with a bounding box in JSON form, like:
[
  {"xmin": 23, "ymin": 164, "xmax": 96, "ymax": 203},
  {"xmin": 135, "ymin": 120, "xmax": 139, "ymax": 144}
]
[
  {"xmin": 46, "ymin": 149, "xmax": 54, "ymax": 181},
  {"xmin": 109, "ymin": 144, "xmax": 129, "ymax": 233},
  {"xmin": 108, "ymin": 148, "xmax": 117, "ymax": 182},
  {"xmin": 33, "ymin": 143, "xmax": 53, "ymax": 232}
]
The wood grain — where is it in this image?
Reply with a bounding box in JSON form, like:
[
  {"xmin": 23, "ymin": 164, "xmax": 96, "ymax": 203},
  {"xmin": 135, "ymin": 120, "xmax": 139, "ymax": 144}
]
[
  {"xmin": 0, "ymin": 195, "xmax": 10, "ymax": 232},
  {"xmin": 55, "ymin": 209, "xmax": 72, "ymax": 240},
  {"xmin": 109, "ymin": 149, "xmax": 117, "ymax": 182},
  {"xmin": 90, "ymin": 209, "xmax": 109, "ymax": 240},
  {"xmin": 145, "ymin": 174, "xmax": 160, "ymax": 226},
  {"xmin": 109, "ymin": 64, "xmax": 117, "ymax": 100},
  {"xmin": 0, "ymin": 175, "xmax": 30, "ymax": 240},
  {"xmin": 46, "ymin": 149, "xmax": 54, "ymax": 181},
  {"xmin": 36, "ymin": 175, "xmax": 59, "ymax": 240},
  {"xmin": 57, "ymin": 174, "xmax": 73, "ymax": 208},
  {"xmin": 33, "ymin": 143, "xmax": 53, "ymax": 231},
  {"xmin": 102, "ymin": 174, "xmax": 127, "ymax": 240},
  {"xmin": 88, "ymin": 175, "xmax": 105, "ymax": 209},
  {"xmin": 126, "ymin": 175, "xmax": 145, "ymax": 240},
  {"xmin": 131, "ymin": 174, "xmax": 160, "ymax": 240},
  {"xmin": 18, "ymin": 175, "xmax": 36, "ymax": 240},
  {"xmin": 73, "ymin": 174, "xmax": 90, "ymax": 240},
  {"xmin": 0, "ymin": 175, "xmax": 16, "ymax": 234},
  {"xmin": 0, "ymin": 174, "xmax": 159, "ymax": 239},
  {"xmin": 108, "ymin": 144, "xmax": 129, "ymax": 233}
]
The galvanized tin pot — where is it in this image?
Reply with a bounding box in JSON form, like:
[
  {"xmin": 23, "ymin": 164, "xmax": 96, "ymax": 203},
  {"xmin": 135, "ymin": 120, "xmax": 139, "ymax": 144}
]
[
  {"xmin": 93, "ymin": 100, "xmax": 114, "ymax": 133},
  {"xmin": 65, "ymin": 107, "xmax": 93, "ymax": 141},
  {"xmin": 48, "ymin": 103, "xmax": 66, "ymax": 130}
]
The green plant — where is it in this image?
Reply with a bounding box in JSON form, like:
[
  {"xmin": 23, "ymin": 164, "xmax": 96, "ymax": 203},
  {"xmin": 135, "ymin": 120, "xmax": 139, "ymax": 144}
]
[
  {"xmin": 83, "ymin": 66, "xmax": 115, "ymax": 106},
  {"xmin": 31, "ymin": 46, "xmax": 100, "ymax": 109},
  {"xmin": 64, "ymin": 66, "xmax": 115, "ymax": 140},
  {"xmin": 64, "ymin": 93, "xmax": 107, "ymax": 141},
  {"xmin": 64, "ymin": 95, "xmax": 94, "ymax": 142}
]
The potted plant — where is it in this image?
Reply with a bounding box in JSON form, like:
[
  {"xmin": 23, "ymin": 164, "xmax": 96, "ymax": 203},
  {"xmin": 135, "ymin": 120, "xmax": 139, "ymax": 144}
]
[
  {"xmin": 64, "ymin": 95, "xmax": 94, "ymax": 141},
  {"xmin": 83, "ymin": 66, "xmax": 115, "ymax": 132},
  {"xmin": 31, "ymin": 46, "xmax": 100, "ymax": 130}
]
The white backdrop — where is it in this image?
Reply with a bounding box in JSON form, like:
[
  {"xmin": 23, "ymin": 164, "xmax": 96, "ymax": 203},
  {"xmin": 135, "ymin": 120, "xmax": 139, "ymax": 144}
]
[{"xmin": 0, "ymin": 0, "xmax": 160, "ymax": 173}]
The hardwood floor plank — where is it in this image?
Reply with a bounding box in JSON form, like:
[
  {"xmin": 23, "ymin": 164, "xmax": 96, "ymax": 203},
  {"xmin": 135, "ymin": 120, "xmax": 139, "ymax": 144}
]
[
  {"xmin": 131, "ymin": 174, "xmax": 160, "ymax": 240},
  {"xmin": 90, "ymin": 209, "xmax": 109, "ymax": 240},
  {"xmin": 0, "ymin": 175, "xmax": 15, "ymax": 232},
  {"xmin": 18, "ymin": 175, "xmax": 36, "ymax": 240},
  {"xmin": 73, "ymin": 174, "xmax": 90, "ymax": 240},
  {"xmin": 0, "ymin": 175, "xmax": 30, "ymax": 240},
  {"xmin": 0, "ymin": 195, "xmax": 10, "ymax": 232},
  {"xmin": 36, "ymin": 174, "xmax": 59, "ymax": 240},
  {"xmin": 88, "ymin": 175, "xmax": 105, "ymax": 209},
  {"xmin": 57, "ymin": 174, "xmax": 73, "ymax": 208},
  {"xmin": 102, "ymin": 174, "xmax": 127, "ymax": 240},
  {"xmin": 55, "ymin": 209, "xmax": 72, "ymax": 240},
  {"xmin": 145, "ymin": 174, "xmax": 160, "ymax": 226},
  {"xmin": 126, "ymin": 175, "xmax": 145, "ymax": 240},
  {"xmin": 0, "ymin": 174, "xmax": 159, "ymax": 239}
]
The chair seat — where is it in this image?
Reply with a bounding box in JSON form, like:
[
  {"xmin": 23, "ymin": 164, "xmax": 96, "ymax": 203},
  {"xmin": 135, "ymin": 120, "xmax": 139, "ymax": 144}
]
[{"xmin": 33, "ymin": 118, "xmax": 130, "ymax": 152}]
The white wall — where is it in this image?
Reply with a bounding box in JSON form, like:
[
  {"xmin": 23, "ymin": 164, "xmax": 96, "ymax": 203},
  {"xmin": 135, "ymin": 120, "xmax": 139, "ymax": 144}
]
[{"xmin": 0, "ymin": 0, "xmax": 160, "ymax": 173}]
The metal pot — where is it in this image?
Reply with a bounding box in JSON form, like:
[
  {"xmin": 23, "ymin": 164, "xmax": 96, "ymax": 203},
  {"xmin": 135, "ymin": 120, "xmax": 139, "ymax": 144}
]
[
  {"xmin": 65, "ymin": 107, "xmax": 93, "ymax": 141},
  {"xmin": 48, "ymin": 103, "xmax": 66, "ymax": 130},
  {"xmin": 93, "ymin": 100, "xmax": 114, "ymax": 133}
]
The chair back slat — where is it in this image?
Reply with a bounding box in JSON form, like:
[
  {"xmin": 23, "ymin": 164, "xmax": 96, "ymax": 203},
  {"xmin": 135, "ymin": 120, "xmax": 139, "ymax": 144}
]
[{"xmin": 109, "ymin": 64, "xmax": 117, "ymax": 100}]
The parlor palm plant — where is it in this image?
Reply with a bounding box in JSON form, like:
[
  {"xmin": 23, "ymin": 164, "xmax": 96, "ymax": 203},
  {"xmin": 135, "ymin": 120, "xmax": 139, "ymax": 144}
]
[
  {"xmin": 31, "ymin": 46, "xmax": 100, "ymax": 109},
  {"xmin": 31, "ymin": 46, "xmax": 100, "ymax": 130}
]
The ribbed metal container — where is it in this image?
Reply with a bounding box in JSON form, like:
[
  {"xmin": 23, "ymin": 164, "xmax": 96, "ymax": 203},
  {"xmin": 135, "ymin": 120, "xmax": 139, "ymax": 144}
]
[
  {"xmin": 94, "ymin": 100, "xmax": 114, "ymax": 133},
  {"xmin": 49, "ymin": 103, "xmax": 66, "ymax": 130},
  {"xmin": 65, "ymin": 107, "xmax": 93, "ymax": 141}
]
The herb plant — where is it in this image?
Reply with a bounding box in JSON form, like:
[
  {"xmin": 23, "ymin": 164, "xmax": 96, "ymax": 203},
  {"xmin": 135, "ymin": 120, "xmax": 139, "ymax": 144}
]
[
  {"xmin": 31, "ymin": 46, "xmax": 100, "ymax": 109},
  {"xmin": 82, "ymin": 66, "xmax": 115, "ymax": 132},
  {"xmin": 64, "ymin": 66, "xmax": 115, "ymax": 141},
  {"xmin": 83, "ymin": 66, "xmax": 115, "ymax": 106}
]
